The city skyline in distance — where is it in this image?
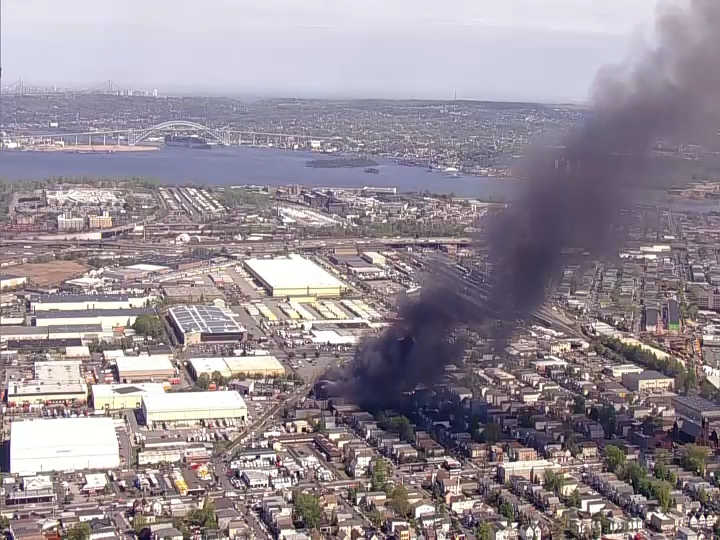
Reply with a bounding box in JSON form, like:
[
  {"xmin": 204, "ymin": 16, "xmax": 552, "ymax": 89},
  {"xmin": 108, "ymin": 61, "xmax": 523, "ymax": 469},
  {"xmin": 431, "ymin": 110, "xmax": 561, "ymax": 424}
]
[{"xmin": 4, "ymin": 0, "xmax": 665, "ymax": 103}]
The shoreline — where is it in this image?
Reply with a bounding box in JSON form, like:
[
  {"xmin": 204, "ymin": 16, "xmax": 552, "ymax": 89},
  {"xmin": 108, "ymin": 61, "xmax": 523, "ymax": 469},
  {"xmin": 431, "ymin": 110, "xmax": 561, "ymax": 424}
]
[{"xmin": 17, "ymin": 145, "xmax": 158, "ymax": 153}]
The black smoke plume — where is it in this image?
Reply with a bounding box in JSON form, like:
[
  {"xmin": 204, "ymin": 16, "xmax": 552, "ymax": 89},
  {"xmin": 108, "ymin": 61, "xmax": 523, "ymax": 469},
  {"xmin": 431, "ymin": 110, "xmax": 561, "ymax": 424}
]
[{"xmin": 323, "ymin": 0, "xmax": 720, "ymax": 408}]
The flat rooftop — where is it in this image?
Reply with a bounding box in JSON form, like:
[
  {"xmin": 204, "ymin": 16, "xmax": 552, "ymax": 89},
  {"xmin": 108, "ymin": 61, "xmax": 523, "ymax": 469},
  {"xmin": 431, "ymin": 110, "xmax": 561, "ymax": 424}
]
[
  {"xmin": 9, "ymin": 380, "xmax": 88, "ymax": 397},
  {"xmin": 35, "ymin": 360, "xmax": 82, "ymax": 382},
  {"xmin": 142, "ymin": 390, "xmax": 246, "ymax": 412},
  {"xmin": 672, "ymin": 394, "xmax": 720, "ymax": 412},
  {"xmin": 2, "ymin": 324, "xmax": 104, "ymax": 336},
  {"xmin": 244, "ymin": 255, "xmax": 346, "ymax": 291},
  {"xmin": 169, "ymin": 305, "xmax": 245, "ymax": 335},
  {"xmin": 163, "ymin": 285, "xmax": 223, "ymax": 298},
  {"xmin": 11, "ymin": 417, "xmax": 117, "ymax": 451},
  {"xmin": 34, "ymin": 308, "xmax": 155, "ymax": 319},
  {"xmin": 32, "ymin": 294, "xmax": 144, "ymax": 304},
  {"xmin": 92, "ymin": 383, "xmax": 167, "ymax": 398},
  {"xmin": 624, "ymin": 370, "xmax": 673, "ymax": 381},
  {"xmin": 115, "ymin": 356, "xmax": 174, "ymax": 373}
]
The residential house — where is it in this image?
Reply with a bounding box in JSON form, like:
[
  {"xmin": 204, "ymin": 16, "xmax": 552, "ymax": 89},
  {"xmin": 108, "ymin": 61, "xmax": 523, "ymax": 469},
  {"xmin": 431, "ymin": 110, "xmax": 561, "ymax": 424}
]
[
  {"xmin": 412, "ymin": 501, "xmax": 436, "ymax": 519},
  {"xmin": 649, "ymin": 512, "xmax": 676, "ymax": 535}
]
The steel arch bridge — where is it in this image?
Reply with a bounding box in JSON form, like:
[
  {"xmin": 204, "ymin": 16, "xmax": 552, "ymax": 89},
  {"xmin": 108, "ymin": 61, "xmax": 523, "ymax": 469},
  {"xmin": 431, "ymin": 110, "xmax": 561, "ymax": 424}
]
[{"xmin": 128, "ymin": 120, "xmax": 231, "ymax": 146}]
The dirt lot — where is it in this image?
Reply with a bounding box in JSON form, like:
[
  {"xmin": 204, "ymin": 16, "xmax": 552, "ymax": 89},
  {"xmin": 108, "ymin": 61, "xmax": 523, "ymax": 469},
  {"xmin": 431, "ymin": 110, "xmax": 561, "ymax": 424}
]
[{"xmin": 15, "ymin": 261, "xmax": 88, "ymax": 286}]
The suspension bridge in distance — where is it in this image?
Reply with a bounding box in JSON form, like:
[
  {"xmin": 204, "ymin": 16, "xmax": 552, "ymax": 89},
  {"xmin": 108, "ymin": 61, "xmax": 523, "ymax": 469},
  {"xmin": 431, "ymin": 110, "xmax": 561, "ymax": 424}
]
[{"xmin": 1, "ymin": 120, "xmax": 335, "ymax": 148}]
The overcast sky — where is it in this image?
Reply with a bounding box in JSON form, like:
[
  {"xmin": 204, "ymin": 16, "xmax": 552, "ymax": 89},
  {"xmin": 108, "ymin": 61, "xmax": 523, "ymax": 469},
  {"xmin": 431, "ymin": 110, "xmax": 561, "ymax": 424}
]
[{"xmin": 3, "ymin": 0, "xmax": 665, "ymax": 102}]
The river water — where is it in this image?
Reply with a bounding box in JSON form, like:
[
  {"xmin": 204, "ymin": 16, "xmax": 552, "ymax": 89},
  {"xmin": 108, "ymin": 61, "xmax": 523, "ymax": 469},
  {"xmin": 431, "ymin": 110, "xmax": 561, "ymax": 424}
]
[
  {"xmin": 1, "ymin": 146, "xmax": 718, "ymax": 212},
  {"xmin": 0, "ymin": 146, "xmax": 519, "ymax": 199}
]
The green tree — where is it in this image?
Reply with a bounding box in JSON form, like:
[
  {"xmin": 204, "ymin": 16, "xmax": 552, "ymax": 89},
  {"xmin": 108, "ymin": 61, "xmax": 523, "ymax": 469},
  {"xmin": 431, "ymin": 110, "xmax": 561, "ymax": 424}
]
[
  {"xmin": 654, "ymin": 462, "xmax": 669, "ymax": 481},
  {"xmin": 368, "ymin": 509, "xmax": 384, "ymax": 529},
  {"xmin": 211, "ymin": 371, "xmax": 226, "ymax": 387},
  {"xmin": 686, "ymin": 367, "xmax": 697, "ymax": 390},
  {"xmin": 196, "ymin": 373, "xmax": 211, "ymax": 390},
  {"xmin": 550, "ymin": 515, "xmax": 569, "ymax": 540},
  {"xmin": 594, "ymin": 514, "xmax": 611, "ymax": 534},
  {"xmin": 568, "ymin": 489, "xmax": 581, "ymax": 508},
  {"xmin": 389, "ymin": 416, "xmax": 415, "ymax": 443},
  {"xmin": 313, "ymin": 417, "xmax": 327, "ymax": 434},
  {"xmin": 477, "ymin": 522, "xmax": 493, "ymax": 540},
  {"xmin": 604, "ymin": 445, "xmax": 626, "ymax": 473},
  {"xmin": 371, "ymin": 459, "xmax": 388, "ymax": 491},
  {"xmin": 625, "ymin": 463, "xmax": 649, "ymax": 494},
  {"xmin": 482, "ymin": 422, "xmax": 503, "ymax": 445},
  {"xmin": 172, "ymin": 518, "xmax": 191, "ymax": 540},
  {"xmin": 65, "ymin": 523, "xmax": 92, "ymax": 540},
  {"xmin": 188, "ymin": 500, "xmax": 217, "ymax": 529},
  {"xmin": 0, "ymin": 516, "xmax": 9, "ymax": 531},
  {"xmin": 389, "ymin": 485, "xmax": 411, "ymax": 517},
  {"xmin": 543, "ymin": 470, "xmax": 564, "ymax": 494},
  {"xmin": 682, "ymin": 444, "xmax": 708, "ymax": 476},
  {"xmin": 651, "ymin": 480, "xmax": 672, "ymax": 512},
  {"xmin": 499, "ymin": 501, "xmax": 514, "ymax": 521},
  {"xmin": 294, "ymin": 492, "xmax": 322, "ymax": 530},
  {"xmin": 131, "ymin": 315, "xmax": 165, "ymax": 339}
]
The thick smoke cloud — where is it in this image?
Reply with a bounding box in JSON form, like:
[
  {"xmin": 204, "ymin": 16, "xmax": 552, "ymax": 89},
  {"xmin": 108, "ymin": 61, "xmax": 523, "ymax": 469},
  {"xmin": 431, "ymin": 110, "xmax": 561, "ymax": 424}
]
[{"xmin": 322, "ymin": 0, "xmax": 720, "ymax": 408}]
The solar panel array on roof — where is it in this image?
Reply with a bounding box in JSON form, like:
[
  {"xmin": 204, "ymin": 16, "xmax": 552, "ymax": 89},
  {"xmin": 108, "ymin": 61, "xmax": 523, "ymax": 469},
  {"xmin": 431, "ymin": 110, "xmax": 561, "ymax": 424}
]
[{"xmin": 169, "ymin": 305, "xmax": 245, "ymax": 334}]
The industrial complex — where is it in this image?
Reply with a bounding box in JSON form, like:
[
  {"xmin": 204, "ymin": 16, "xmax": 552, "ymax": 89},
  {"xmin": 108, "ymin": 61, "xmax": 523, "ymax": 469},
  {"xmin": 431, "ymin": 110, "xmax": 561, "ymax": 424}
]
[
  {"xmin": 140, "ymin": 391, "xmax": 248, "ymax": 426},
  {"xmin": 244, "ymin": 254, "xmax": 348, "ymax": 297},
  {"xmin": 168, "ymin": 304, "xmax": 246, "ymax": 345},
  {"xmin": 91, "ymin": 382, "xmax": 167, "ymax": 411},
  {"xmin": 188, "ymin": 355, "xmax": 285, "ymax": 378},
  {"xmin": 10, "ymin": 417, "xmax": 120, "ymax": 474}
]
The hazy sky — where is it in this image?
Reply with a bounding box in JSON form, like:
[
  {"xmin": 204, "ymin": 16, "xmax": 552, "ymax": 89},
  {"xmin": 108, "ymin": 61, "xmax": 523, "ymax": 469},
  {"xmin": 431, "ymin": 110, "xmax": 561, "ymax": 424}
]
[{"xmin": 4, "ymin": 0, "xmax": 665, "ymax": 101}]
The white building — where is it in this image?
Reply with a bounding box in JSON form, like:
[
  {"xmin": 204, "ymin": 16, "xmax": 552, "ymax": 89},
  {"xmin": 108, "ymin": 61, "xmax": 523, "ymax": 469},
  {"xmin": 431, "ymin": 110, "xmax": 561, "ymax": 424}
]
[
  {"xmin": 91, "ymin": 383, "xmax": 167, "ymax": 411},
  {"xmin": 31, "ymin": 294, "xmax": 150, "ymax": 312},
  {"xmin": 0, "ymin": 273, "xmax": 27, "ymax": 290},
  {"xmin": 141, "ymin": 391, "xmax": 247, "ymax": 425},
  {"xmin": 33, "ymin": 308, "xmax": 155, "ymax": 331},
  {"xmin": 10, "ymin": 418, "xmax": 120, "ymax": 475},
  {"xmin": 115, "ymin": 356, "xmax": 175, "ymax": 383},
  {"xmin": 243, "ymin": 255, "xmax": 347, "ymax": 297},
  {"xmin": 58, "ymin": 214, "xmax": 84, "ymax": 232}
]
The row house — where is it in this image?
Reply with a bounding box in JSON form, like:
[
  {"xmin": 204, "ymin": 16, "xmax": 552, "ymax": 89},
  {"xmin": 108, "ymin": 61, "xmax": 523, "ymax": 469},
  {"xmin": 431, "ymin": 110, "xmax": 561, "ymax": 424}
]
[{"xmin": 686, "ymin": 511, "xmax": 718, "ymax": 529}]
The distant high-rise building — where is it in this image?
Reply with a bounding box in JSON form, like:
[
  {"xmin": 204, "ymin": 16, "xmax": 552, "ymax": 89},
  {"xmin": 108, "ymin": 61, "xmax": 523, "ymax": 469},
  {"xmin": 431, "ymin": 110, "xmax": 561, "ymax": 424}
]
[
  {"xmin": 152, "ymin": 88, "xmax": 158, "ymax": 98},
  {"xmin": 666, "ymin": 299, "xmax": 681, "ymax": 332},
  {"xmin": 89, "ymin": 212, "xmax": 113, "ymax": 229},
  {"xmin": 57, "ymin": 213, "xmax": 84, "ymax": 232}
]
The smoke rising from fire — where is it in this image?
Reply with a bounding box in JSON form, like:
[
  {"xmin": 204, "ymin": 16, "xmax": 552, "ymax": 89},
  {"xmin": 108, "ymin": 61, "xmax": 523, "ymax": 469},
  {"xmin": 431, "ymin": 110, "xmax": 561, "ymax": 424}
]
[{"xmin": 322, "ymin": 0, "xmax": 720, "ymax": 408}]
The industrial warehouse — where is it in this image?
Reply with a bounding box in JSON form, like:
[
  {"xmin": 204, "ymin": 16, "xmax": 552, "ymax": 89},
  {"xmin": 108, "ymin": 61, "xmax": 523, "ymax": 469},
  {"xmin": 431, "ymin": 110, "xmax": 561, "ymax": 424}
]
[
  {"xmin": 29, "ymin": 293, "xmax": 152, "ymax": 312},
  {"xmin": 0, "ymin": 272, "xmax": 28, "ymax": 290},
  {"xmin": 7, "ymin": 360, "xmax": 88, "ymax": 406},
  {"xmin": 115, "ymin": 355, "xmax": 176, "ymax": 382},
  {"xmin": 32, "ymin": 308, "xmax": 156, "ymax": 331},
  {"xmin": 1, "ymin": 324, "xmax": 104, "ymax": 343},
  {"xmin": 91, "ymin": 382, "xmax": 167, "ymax": 411},
  {"xmin": 188, "ymin": 354, "xmax": 286, "ymax": 379},
  {"xmin": 168, "ymin": 305, "xmax": 246, "ymax": 345},
  {"xmin": 10, "ymin": 417, "xmax": 120, "ymax": 475},
  {"xmin": 243, "ymin": 254, "xmax": 348, "ymax": 297},
  {"xmin": 140, "ymin": 391, "xmax": 248, "ymax": 426}
]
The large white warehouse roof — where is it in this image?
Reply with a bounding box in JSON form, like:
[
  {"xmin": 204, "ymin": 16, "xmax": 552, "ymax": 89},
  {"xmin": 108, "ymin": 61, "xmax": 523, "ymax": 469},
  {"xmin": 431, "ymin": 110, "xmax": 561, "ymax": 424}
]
[
  {"xmin": 92, "ymin": 382, "xmax": 167, "ymax": 399},
  {"xmin": 115, "ymin": 356, "xmax": 174, "ymax": 373},
  {"xmin": 11, "ymin": 418, "xmax": 120, "ymax": 475},
  {"xmin": 244, "ymin": 255, "xmax": 346, "ymax": 292},
  {"xmin": 142, "ymin": 390, "xmax": 246, "ymax": 413}
]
